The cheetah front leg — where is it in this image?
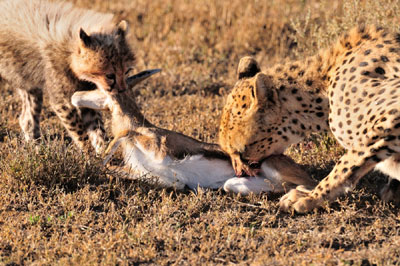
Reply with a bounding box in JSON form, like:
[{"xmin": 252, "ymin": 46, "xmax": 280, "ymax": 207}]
[
  {"xmin": 80, "ymin": 108, "xmax": 106, "ymax": 154},
  {"xmin": 280, "ymin": 140, "xmax": 391, "ymax": 213},
  {"xmin": 49, "ymin": 99, "xmax": 106, "ymax": 152},
  {"xmin": 44, "ymin": 73, "xmax": 106, "ymax": 152},
  {"xmin": 48, "ymin": 95, "xmax": 89, "ymax": 150},
  {"xmin": 17, "ymin": 87, "xmax": 43, "ymax": 141}
]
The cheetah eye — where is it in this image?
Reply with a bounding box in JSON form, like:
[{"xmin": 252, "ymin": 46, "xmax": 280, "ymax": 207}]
[
  {"xmin": 125, "ymin": 67, "xmax": 133, "ymax": 75},
  {"xmin": 106, "ymin": 73, "xmax": 116, "ymax": 82}
]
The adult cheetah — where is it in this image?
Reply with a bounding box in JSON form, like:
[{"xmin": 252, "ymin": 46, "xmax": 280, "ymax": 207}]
[{"xmin": 219, "ymin": 25, "xmax": 400, "ymax": 213}]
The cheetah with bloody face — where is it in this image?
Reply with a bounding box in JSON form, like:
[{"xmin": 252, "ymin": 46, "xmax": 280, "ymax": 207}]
[{"xmin": 219, "ymin": 25, "xmax": 400, "ymax": 213}]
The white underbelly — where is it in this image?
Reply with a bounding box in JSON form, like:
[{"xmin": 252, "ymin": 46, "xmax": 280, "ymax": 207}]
[{"xmin": 123, "ymin": 142, "xmax": 289, "ymax": 195}]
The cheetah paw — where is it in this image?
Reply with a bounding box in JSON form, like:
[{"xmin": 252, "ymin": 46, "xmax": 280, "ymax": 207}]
[
  {"xmin": 279, "ymin": 186, "xmax": 319, "ymax": 213},
  {"xmin": 232, "ymin": 156, "xmax": 259, "ymax": 177},
  {"xmin": 88, "ymin": 129, "xmax": 106, "ymax": 154}
]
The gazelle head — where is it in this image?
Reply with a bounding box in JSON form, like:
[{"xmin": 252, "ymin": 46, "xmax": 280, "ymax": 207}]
[{"xmin": 71, "ymin": 69, "xmax": 161, "ymax": 113}]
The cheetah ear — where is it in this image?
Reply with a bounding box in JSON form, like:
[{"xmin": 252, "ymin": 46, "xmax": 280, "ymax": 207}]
[
  {"xmin": 79, "ymin": 28, "xmax": 92, "ymax": 47},
  {"xmin": 253, "ymin": 73, "xmax": 278, "ymax": 106},
  {"xmin": 237, "ymin": 56, "xmax": 260, "ymax": 79},
  {"xmin": 116, "ymin": 20, "xmax": 129, "ymax": 36}
]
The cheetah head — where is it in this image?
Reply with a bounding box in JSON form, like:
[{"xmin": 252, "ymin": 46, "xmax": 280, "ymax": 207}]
[
  {"xmin": 219, "ymin": 57, "xmax": 286, "ymax": 163},
  {"xmin": 70, "ymin": 20, "xmax": 135, "ymax": 94}
]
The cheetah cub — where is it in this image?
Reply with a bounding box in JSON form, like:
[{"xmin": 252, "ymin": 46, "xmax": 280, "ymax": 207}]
[
  {"xmin": 0, "ymin": 0, "xmax": 134, "ymax": 152},
  {"xmin": 219, "ymin": 26, "xmax": 400, "ymax": 212},
  {"xmin": 71, "ymin": 69, "xmax": 316, "ymax": 193}
]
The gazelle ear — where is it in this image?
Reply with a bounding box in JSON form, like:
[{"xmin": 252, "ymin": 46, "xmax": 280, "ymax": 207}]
[{"xmin": 71, "ymin": 90, "xmax": 109, "ymax": 110}]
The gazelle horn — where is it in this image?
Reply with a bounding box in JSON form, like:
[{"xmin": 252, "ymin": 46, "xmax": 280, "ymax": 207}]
[{"xmin": 126, "ymin": 69, "xmax": 161, "ymax": 88}]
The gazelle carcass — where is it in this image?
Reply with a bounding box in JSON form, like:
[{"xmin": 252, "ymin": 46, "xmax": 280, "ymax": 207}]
[{"xmin": 71, "ymin": 69, "xmax": 316, "ymax": 194}]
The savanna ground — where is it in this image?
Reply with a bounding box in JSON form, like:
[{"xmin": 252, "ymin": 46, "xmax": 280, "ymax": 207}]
[{"xmin": 1, "ymin": 0, "xmax": 400, "ymax": 264}]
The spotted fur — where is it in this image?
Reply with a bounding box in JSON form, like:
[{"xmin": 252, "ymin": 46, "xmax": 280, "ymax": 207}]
[
  {"xmin": 0, "ymin": 0, "xmax": 135, "ymax": 151},
  {"xmin": 219, "ymin": 26, "xmax": 400, "ymax": 212}
]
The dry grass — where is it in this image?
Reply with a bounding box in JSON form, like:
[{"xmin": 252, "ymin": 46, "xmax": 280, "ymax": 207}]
[{"xmin": 2, "ymin": 0, "xmax": 400, "ymax": 264}]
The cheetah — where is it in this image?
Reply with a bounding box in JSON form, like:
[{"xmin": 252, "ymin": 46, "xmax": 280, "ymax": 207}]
[
  {"xmin": 0, "ymin": 0, "xmax": 135, "ymax": 152},
  {"xmin": 219, "ymin": 25, "xmax": 400, "ymax": 213}
]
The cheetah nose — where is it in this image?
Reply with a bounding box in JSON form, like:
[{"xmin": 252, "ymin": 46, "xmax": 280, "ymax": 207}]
[
  {"xmin": 117, "ymin": 82, "xmax": 127, "ymax": 93},
  {"xmin": 249, "ymin": 161, "xmax": 261, "ymax": 169}
]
